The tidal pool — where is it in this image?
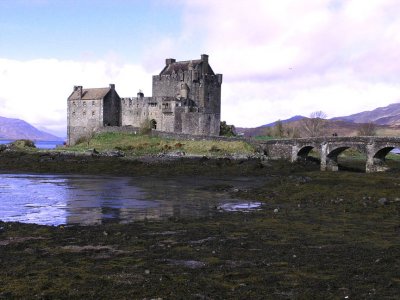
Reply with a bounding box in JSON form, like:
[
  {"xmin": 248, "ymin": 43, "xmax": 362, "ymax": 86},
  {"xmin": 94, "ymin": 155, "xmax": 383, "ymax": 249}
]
[{"xmin": 0, "ymin": 173, "xmax": 262, "ymax": 226}]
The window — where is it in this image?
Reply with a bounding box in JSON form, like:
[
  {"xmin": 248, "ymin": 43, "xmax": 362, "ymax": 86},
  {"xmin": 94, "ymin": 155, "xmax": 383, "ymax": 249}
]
[
  {"xmin": 83, "ymin": 111, "xmax": 86, "ymax": 116},
  {"xmin": 83, "ymin": 101, "xmax": 87, "ymax": 107},
  {"xmin": 92, "ymin": 101, "xmax": 95, "ymax": 106},
  {"xmin": 92, "ymin": 111, "xmax": 95, "ymax": 116}
]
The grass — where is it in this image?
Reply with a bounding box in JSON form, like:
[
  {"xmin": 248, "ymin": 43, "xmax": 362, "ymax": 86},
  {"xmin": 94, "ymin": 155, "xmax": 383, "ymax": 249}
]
[{"xmin": 66, "ymin": 132, "xmax": 255, "ymax": 157}]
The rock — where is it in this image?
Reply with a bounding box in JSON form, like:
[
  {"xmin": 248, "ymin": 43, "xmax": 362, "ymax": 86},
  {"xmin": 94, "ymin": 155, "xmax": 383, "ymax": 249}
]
[
  {"xmin": 273, "ymin": 208, "xmax": 279, "ymax": 213},
  {"xmin": 167, "ymin": 151, "xmax": 185, "ymax": 157},
  {"xmin": 102, "ymin": 150, "xmax": 124, "ymax": 157},
  {"xmin": 378, "ymin": 198, "xmax": 388, "ymax": 205}
]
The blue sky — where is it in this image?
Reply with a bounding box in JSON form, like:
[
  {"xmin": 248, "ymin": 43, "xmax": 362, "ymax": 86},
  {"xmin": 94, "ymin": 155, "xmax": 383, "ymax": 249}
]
[
  {"xmin": 1, "ymin": 0, "xmax": 400, "ymax": 138},
  {"xmin": 0, "ymin": 1, "xmax": 184, "ymax": 61}
]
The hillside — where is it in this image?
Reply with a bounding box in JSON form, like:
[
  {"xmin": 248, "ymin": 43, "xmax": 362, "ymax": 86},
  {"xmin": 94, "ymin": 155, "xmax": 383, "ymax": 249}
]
[
  {"xmin": 332, "ymin": 102, "xmax": 400, "ymax": 126},
  {"xmin": 237, "ymin": 102, "xmax": 400, "ymax": 137},
  {"xmin": 0, "ymin": 116, "xmax": 62, "ymax": 141}
]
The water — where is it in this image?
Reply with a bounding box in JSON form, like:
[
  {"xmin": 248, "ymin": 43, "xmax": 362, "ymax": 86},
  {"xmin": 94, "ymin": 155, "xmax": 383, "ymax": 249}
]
[
  {"xmin": 0, "ymin": 140, "xmax": 64, "ymax": 149},
  {"xmin": 0, "ymin": 174, "xmax": 262, "ymax": 226}
]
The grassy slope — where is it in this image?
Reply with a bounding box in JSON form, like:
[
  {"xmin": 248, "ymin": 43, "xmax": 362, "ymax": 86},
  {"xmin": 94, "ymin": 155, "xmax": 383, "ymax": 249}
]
[{"xmin": 66, "ymin": 132, "xmax": 255, "ymax": 157}]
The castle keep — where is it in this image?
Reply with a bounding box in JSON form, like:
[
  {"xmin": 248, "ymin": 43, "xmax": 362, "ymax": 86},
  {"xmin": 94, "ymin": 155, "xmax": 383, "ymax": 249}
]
[{"xmin": 67, "ymin": 54, "xmax": 222, "ymax": 145}]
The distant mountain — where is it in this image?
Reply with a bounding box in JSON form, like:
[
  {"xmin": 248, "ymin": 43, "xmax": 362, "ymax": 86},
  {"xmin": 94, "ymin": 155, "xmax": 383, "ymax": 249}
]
[
  {"xmin": 0, "ymin": 116, "xmax": 62, "ymax": 141},
  {"xmin": 332, "ymin": 102, "xmax": 400, "ymax": 126},
  {"xmin": 236, "ymin": 102, "xmax": 400, "ymax": 137},
  {"xmin": 236, "ymin": 115, "xmax": 306, "ymax": 136},
  {"xmin": 259, "ymin": 115, "xmax": 305, "ymax": 127}
]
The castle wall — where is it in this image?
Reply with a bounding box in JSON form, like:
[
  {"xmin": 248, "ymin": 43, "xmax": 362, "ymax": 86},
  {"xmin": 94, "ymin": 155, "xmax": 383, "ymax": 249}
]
[
  {"xmin": 181, "ymin": 112, "xmax": 220, "ymax": 136},
  {"xmin": 103, "ymin": 88, "xmax": 121, "ymax": 126},
  {"xmin": 67, "ymin": 98, "xmax": 103, "ymax": 145}
]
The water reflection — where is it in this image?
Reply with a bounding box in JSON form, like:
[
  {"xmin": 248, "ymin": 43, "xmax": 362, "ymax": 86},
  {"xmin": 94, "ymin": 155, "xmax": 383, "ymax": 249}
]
[{"xmin": 0, "ymin": 174, "xmax": 261, "ymax": 226}]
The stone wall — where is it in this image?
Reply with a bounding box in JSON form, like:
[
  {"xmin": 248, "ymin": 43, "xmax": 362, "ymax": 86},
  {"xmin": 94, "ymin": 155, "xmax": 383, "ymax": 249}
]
[{"xmin": 67, "ymin": 98, "xmax": 103, "ymax": 145}]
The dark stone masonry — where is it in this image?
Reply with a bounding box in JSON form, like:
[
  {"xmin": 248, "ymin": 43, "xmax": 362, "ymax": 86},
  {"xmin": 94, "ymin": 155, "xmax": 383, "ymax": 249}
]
[{"xmin": 67, "ymin": 54, "xmax": 222, "ymax": 145}]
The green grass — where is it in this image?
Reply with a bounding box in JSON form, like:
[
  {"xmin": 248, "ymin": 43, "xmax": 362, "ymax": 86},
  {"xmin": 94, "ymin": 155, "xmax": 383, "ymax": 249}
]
[{"xmin": 66, "ymin": 132, "xmax": 255, "ymax": 157}]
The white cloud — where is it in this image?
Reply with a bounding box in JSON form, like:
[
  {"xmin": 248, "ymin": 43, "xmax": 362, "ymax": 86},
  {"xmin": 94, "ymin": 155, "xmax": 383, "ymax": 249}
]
[
  {"xmin": 2, "ymin": 0, "xmax": 400, "ymax": 135},
  {"xmin": 0, "ymin": 58, "xmax": 153, "ymax": 137},
  {"xmin": 180, "ymin": 0, "xmax": 400, "ymax": 126}
]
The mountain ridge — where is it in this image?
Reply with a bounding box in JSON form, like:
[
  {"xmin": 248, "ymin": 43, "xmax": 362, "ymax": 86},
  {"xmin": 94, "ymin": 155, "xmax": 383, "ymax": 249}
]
[
  {"xmin": 237, "ymin": 102, "xmax": 400, "ymax": 137},
  {"xmin": 0, "ymin": 116, "xmax": 62, "ymax": 141}
]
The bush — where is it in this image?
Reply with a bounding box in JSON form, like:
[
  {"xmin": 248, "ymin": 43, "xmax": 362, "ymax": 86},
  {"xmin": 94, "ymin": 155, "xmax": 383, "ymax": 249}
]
[
  {"xmin": 220, "ymin": 121, "xmax": 236, "ymax": 136},
  {"xmin": 10, "ymin": 139, "xmax": 36, "ymax": 149},
  {"xmin": 139, "ymin": 119, "xmax": 152, "ymax": 135}
]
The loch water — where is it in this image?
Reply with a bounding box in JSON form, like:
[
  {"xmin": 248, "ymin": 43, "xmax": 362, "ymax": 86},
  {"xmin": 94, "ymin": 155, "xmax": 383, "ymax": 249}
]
[{"xmin": 0, "ymin": 174, "xmax": 262, "ymax": 226}]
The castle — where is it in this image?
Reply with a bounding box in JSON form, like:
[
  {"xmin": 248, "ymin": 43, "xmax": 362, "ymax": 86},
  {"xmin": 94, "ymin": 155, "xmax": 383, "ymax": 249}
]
[{"xmin": 67, "ymin": 54, "xmax": 222, "ymax": 145}]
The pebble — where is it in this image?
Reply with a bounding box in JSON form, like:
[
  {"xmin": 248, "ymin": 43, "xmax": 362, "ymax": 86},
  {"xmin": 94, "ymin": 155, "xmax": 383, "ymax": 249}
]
[{"xmin": 378, "ymin": 198, "xmax": 388, "ymax": 205}]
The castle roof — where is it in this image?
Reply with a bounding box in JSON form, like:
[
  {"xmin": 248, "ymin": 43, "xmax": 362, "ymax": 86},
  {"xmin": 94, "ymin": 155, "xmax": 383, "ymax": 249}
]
[
  {"xmin": 68, "ymin": 87, "xmax": 111, "ymax": 101},
  {"xmin": 160, "ymin": 60, "xmax": 215, "ymax": 76}
]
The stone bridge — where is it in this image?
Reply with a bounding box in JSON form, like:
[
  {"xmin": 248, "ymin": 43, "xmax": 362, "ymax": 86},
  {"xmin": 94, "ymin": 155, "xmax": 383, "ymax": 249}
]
[{"xmin": 257, "ymin": 136, "xmax": 400, "ymax": 173}]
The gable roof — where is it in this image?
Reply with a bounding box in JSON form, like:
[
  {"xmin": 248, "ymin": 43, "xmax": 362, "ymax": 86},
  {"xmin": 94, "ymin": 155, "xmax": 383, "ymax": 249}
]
[
  {"xmin": 68, "ymin": 87, "xmax": 111, "ymax": 101},
  {"xmin": 160, "ymin": 60, "xmax": 215, "ymax": 76}
]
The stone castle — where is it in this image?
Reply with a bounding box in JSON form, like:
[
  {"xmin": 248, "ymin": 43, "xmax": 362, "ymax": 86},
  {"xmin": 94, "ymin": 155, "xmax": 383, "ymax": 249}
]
[{"xmin": 67, "ymin": 54, "xmax": 222, "ymax": 145}]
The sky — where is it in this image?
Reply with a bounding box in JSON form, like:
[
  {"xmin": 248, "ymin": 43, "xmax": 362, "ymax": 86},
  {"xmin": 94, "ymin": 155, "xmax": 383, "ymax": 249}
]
[{"xmin": 1, "ymin": 0, "xmax": 400, "ymax": 138}]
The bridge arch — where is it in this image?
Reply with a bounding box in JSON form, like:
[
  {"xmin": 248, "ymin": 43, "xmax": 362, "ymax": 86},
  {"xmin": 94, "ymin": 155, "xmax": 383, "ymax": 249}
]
[
  {"xmin": 324, "ymin": 146, "xmax": 368, "ymax": 172},
  {"xmin": 373, "ymin": 146, "xmax": 395, "ymax": 160},
  {"xmin": 366, "ymin": 146, "xmax": 397, "ymax": 172},
  {"xmin": 297, "ymin": 146, "xmax": 314, "ymax": 158}
]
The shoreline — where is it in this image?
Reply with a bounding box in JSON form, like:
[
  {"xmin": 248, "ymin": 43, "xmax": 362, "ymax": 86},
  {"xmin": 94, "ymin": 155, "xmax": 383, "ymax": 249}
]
[{"xmin": 0, "ymin": 149, "xmax": 276, "ymax": 177}]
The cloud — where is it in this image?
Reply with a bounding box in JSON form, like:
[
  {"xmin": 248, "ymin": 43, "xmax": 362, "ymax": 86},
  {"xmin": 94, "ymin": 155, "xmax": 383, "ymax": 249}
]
[
  {"xmin": 178, "ymin": 0, "xmax": 400, "ymax": 126},
  {"xmin": 0, "ymin": 58, "xmax": 153, "ymax": 137},
  {"xmin": 2, "ymin": 0, "xmax": 400, "ymax": 135}
]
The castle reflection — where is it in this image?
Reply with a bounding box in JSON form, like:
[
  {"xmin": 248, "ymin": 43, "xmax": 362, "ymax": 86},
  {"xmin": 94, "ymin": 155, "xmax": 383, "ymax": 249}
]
[
  {"xmin": 64, "ymin": 175, "xmax": 236, "ymax": 225},
  {"xmin": 0, "ymin": 174, "xmax": 259, "ymax": 226}
]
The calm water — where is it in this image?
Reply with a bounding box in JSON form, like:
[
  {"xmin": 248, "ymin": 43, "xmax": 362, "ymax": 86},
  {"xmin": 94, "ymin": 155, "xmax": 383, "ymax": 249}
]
[
  {"xmin": 0, "ymin": 140, "xmax": 64, "ymax": 149},
  {"xmin": 0, "ymin": 174, "xmax": 262, "ymax": 226}
]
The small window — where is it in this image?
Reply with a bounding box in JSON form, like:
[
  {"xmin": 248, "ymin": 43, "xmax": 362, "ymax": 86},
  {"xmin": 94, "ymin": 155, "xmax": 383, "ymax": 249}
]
[
  {"xmin": 83, "ymin": 111, "xmax": 86, "ymax": 116},
  {"xmin": 83, "ymin": 102, "xmax": 87, "ymax": 107},
  {"xmin": 129, "ymin": 99, "xmax": 132, "ymax": 106},
  {"xmin": 92, "ymin": 101, "xmax": 95, "ymax": 106},
  {"xmin": 73, "ymin": 101, "xmax": 76, "ymax": 106},
  {"xmin": 72, "ymin": 111, "xmax": 75, "ymax": 116},
  {"xmin": 92, "ymin": 111, "xmax": 95, "ymax": 116}
]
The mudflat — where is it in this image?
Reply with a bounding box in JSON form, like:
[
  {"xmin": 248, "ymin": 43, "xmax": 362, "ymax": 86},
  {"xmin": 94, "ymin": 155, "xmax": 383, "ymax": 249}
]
[{"xmin": 0, "ymin": 152, "xmax": 399, "ymax": 299}]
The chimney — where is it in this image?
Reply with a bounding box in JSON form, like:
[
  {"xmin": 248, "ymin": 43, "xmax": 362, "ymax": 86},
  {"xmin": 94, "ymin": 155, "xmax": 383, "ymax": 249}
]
[
  {"xmin": 109, "ymin": 83, "xmax": 115, "ymax": 90},
  {"xmin": 201, "ymin": 54, "xmax": 209, "ymax": 75},
  {"xmin": 74, "ymin": 86, "xmax": 83, "ymax": 98},
  {"xmin": 166, "ymin": 58, "xmax": 176, "ymax": 65},
  {"xmin": 201, "ymin": 54, "xmax": 209, "ymax": 63},
  {"xmin": 137, "ymin": 90, "xmax": 144, "ymax": 98}
]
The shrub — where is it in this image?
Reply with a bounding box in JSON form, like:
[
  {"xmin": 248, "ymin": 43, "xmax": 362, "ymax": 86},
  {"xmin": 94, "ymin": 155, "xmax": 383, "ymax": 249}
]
[
  {"xmin": 10, "ymin": 139, "xmax": 36, "ymax": 149},
  {"xmin": 139, "ymin": 119, "xmax": 152, "ymax": 135}
]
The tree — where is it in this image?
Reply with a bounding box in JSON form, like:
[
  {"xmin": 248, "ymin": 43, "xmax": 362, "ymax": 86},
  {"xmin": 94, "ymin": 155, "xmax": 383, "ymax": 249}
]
[
  {"xmin": 220, "ymin": 121, "xmax": 236, "ymax": 136},
  {"xmin": 357, "ymin": 122, "xmax": 377, "ymax": 136},
  {"xmin": 273, "ymin": 120, "xmax": 285, "ymax": 138},
  {"xmin": 301, "ymin": 111, "xmax": 327, "ymax": 137}
]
